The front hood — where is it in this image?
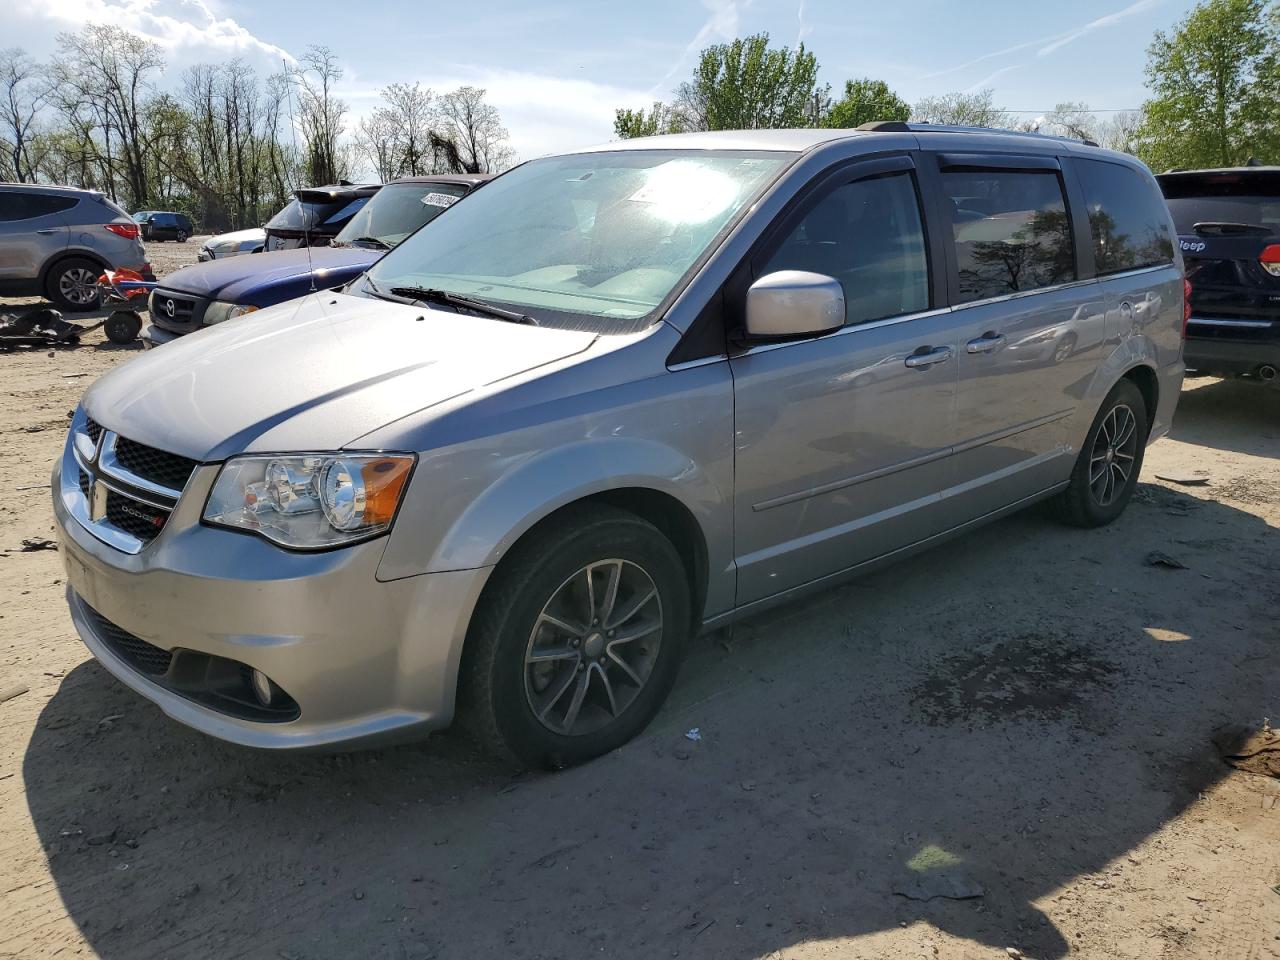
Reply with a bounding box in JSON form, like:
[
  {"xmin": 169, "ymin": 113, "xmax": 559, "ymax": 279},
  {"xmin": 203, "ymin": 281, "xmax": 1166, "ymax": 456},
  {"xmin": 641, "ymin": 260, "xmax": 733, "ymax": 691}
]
[
  {"xmin": 83, "ymin": 293, "xmax": 596, "ymax": 461},
  {"xmin": 161, "ymin": 247, "xmax": 378, "ymax": 301}
]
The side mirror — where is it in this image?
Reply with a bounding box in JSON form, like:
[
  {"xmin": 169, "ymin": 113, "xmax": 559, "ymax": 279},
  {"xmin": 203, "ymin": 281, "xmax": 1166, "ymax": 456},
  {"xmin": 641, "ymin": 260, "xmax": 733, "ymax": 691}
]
[{"xmin": 744, "ymin": 270, "xmax": 845, "ymax": 339}]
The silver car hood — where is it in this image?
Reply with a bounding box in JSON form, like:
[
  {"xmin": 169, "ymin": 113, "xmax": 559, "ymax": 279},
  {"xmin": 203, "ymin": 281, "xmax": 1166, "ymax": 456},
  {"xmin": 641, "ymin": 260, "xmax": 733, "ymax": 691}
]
[{"xmin": 83, "ymin": 293, "xmax": 597, "ymax": 461}]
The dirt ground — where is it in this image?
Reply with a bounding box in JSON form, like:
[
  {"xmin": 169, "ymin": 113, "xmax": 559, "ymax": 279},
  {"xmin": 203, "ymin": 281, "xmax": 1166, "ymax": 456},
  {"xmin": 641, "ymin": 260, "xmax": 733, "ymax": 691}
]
[{"xmin": 1, "ymin": 239, "xmax": 1278, "ymax": 959}]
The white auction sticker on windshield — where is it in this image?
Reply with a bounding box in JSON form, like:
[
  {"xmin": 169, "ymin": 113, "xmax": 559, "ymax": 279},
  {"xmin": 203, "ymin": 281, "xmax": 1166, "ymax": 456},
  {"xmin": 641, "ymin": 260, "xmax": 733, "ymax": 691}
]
[{"xmin": 421, "ymin": 192, "xmax": 459, "ymax": 207}]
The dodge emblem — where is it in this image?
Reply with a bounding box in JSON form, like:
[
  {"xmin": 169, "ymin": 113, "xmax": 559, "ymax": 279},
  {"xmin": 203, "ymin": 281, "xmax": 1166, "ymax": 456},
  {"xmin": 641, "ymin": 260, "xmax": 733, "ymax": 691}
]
[{"xmin": 165, "ymin": 298, "xmax": 176, "ymax": 318}]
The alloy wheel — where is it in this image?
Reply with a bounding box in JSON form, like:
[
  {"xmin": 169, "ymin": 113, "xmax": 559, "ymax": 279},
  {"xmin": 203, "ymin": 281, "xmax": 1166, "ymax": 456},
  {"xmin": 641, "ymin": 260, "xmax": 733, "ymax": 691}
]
[
  {"xmin": 58, "ymin": 268, "xmax": 99, "ymax": 306},
  {"xmin": 523, "ymin": 558, "xmax": 663, "ymax": 736},
  {"xmin": 1088, "ymin": 403, "xmax": 1138, "ymax": 507}
]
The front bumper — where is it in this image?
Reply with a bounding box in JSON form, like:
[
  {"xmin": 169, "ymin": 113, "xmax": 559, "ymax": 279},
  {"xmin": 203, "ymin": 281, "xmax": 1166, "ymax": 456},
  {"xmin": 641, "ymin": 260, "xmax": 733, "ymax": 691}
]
[
  {"xmin": 140, "ymin": 322, "xmax": 182, "ymax": 349},
  {"xmin": 52, "ymin": 443, "xmax": 491, "ymax": 750}
]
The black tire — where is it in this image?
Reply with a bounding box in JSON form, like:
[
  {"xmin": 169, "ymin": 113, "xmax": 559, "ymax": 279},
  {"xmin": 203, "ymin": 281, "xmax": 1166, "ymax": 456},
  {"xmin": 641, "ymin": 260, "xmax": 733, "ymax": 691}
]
[
  {"xmin": 46, "ymin": 257, "xmax": 102, "ymax": 312},
  {"xmin": 457, "ymin": 504, "xmax": 691, "ymax": 769},
  {"xmin": 104, "ymin": 311, "xmax": 142, "ymax": 344},
  {"xmin": 1053, "ymin": 378, "xmax": 1149, "ymax": 527},
  {"xmin": 177, "ymin": 231, "xmax": 188, "ymax": 242}
]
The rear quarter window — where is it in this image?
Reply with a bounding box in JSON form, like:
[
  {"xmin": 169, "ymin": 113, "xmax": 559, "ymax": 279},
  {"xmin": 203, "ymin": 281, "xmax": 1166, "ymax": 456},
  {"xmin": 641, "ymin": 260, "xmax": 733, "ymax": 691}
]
[{"xmin": 1075, "ymin": 159, "xmax": 1175, "ymax": 276}]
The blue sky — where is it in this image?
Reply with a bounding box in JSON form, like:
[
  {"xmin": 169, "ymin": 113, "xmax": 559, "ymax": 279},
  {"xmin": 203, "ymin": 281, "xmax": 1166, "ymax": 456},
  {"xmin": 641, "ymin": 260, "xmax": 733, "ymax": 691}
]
[{"xmin": 11, "ymin": 0, "xmax": 1200, "ymax": 162}]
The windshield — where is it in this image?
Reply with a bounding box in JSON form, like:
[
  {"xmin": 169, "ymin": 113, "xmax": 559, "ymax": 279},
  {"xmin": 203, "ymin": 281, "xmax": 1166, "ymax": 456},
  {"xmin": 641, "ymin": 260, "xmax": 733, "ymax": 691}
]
[
  {"xmin": 364, "ymin": 150, "xmax": 790, "ymax": 332},
  {"xmin": 334, "ymin": 182, "xmax": 470, "ymax": 248}
]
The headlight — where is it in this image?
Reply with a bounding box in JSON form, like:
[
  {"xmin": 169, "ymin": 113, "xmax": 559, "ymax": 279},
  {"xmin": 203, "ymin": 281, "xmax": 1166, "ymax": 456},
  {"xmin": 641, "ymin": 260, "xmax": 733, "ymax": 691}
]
[
  {"xmin": 203, "ymin": 453, "xmax": 415, "ymax": 549},
  {"xmin": 204, "ymin": 301, "xmax": 259, "ymax": 325}
]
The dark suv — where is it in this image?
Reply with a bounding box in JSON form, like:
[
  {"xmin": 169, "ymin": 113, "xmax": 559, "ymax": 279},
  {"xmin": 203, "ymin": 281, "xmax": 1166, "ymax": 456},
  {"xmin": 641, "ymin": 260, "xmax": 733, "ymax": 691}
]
[
  {"xmin": 263, "ymin": 183, "xmax": 381, "ymax": 252},
  {"xmin": 1158, "ymin": 166, "xmax": 1280, "ymax": 382},
  {"xmin": 0, "ymin": 183, "xmax": 153, "ymax": 310},
  {"xmin": 142, "ymin": 175, "xmax": 489, "ymax": 347},
  {"xmin": 137, "ymin": 211, "xmax": 194, "ymax": 242}
]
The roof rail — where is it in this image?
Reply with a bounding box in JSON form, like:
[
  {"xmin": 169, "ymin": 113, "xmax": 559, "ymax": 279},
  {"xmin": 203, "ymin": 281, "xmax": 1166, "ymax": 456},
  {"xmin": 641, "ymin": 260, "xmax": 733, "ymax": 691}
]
[{"xmin": 855, "ymin": 120, "xmax": 1100, "ymax": 148}]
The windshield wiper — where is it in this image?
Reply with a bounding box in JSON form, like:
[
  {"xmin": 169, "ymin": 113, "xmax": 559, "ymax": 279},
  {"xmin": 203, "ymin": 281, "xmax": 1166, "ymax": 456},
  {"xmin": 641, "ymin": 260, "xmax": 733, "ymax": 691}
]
[
  {"xmin": 1192, "ymin": 221, "xmax": 1272, "ymax": 237},
  {"xmin": 349, "ymin": 235, "xmax": 391, "ymax": 250},
  {"xmin": 389, "ymin": 286, "xmax": 538, "ymax": 325}
]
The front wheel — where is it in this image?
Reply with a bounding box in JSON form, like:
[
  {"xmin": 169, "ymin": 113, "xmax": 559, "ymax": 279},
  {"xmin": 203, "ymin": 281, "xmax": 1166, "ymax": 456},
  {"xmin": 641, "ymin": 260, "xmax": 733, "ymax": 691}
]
[
  {"xmin": 458, "ymin": 504, "xmax": 690, "ymax": 769},
  {"xmin": 1052, "ymin": 379, "xmax": 1148, "ymax": 527}
]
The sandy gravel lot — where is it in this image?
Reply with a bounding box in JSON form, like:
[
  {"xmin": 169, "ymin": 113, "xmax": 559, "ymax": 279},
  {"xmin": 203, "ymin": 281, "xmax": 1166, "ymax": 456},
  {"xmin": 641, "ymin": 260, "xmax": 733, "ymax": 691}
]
[{"xmin": 1, "ymin": 242, "xmax": 1278, "ymax": 959}]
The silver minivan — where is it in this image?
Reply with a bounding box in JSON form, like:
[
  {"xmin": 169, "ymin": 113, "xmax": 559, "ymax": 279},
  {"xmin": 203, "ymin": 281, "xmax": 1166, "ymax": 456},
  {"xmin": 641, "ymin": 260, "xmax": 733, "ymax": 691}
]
[{"xmin": 54, "ymin": 126, "xmax": 1185, "ymax": 766}]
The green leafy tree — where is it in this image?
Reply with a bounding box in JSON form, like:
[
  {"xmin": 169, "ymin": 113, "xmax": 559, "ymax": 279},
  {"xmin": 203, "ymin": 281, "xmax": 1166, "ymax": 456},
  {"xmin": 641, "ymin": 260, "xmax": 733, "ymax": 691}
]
[
  {"xmin": 1139, "ymin": 0, "xmax": 1280, "ymax": 170},
  {"xmin": 823, "ymin": 78, "xmax": 910, "ymax": 129},
  {"xmin": 672, "ymin": 33, "xmax": 822, "ymax": 131},
  {"xmin": 614, "ymin": 102, "xmax": 681, "ymax": 139}
]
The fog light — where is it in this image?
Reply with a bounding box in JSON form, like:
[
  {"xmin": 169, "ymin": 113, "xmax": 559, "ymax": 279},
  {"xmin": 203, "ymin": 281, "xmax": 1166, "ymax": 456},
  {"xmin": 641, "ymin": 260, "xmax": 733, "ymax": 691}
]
[{"xmin": 250, "ymin": 668, "xmax": 275, "ymax": 706}]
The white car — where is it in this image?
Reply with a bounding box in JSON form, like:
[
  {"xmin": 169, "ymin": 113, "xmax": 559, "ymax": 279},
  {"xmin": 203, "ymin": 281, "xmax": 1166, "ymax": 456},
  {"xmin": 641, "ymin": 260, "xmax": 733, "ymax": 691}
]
[{"xmin": 197, "ymin": 227, "xmax": 266, "ymax": 262}]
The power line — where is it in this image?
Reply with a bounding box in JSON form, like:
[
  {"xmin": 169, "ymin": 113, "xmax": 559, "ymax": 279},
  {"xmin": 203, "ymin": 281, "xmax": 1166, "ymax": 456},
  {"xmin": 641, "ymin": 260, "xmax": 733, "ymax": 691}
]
[{"xmin": 1005, "ymin": 108, "xmax": 1142, "ymax": 113}]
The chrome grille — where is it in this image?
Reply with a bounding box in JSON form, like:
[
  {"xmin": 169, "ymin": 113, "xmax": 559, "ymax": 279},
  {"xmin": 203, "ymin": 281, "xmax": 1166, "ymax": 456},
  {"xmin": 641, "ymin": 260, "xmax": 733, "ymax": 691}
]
[
  {"xmin": 114, "ymin": 436, "xmax": 198, "ymax": 491},
  {"xmin": 64, "ymin": 412, "xmax": 195, "ymax": 554},
  {"xmin": 104, "ymin": 489, "xmax": 169, "ymax": 544},
  {"xmin": 148, "ymin": 288, "xmax": 207, "ymax": 334}
]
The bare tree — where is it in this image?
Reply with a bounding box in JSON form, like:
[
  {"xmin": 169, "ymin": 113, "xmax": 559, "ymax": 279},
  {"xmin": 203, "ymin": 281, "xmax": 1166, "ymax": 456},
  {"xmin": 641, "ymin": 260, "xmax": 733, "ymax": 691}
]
[
  {"xmin": 382, "ymin": 82, "xmax": 435, "ymax": 175},
  {"xmin": 436, "ymin": 86, "xmax": 514, "ymax": 173},
  {"xmin": 1040, "ymin": 101, "xmax": 1099, "ymax": 141},
  {"xmin": 1097, "ymin": 109, "xmax": 1145, "ymax": 155},
  {"xmin": 912, "ymin": 89, "xmax": 1011, "ymax": 129},
  {"xmin": 356, "ymin": 109, "xmax": 400, "ymax": 182},
  {"xmin": 0, "ymin": 49, "xmax": 49, "ymax": 182},
  {"xmin": 292, "ymin": 45, "xmax": 348, "ymax": 185},
  {"xmin": 50, "ymin": 25, "xmax": 165, "ymax": 206}
]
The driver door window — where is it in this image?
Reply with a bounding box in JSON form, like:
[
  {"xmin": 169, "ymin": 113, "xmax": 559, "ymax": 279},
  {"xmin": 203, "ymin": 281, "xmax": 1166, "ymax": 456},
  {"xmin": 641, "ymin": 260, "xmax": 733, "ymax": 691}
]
[{"xmin": 759, "ymin": 171, "xmax": 931, "ymax": 326}]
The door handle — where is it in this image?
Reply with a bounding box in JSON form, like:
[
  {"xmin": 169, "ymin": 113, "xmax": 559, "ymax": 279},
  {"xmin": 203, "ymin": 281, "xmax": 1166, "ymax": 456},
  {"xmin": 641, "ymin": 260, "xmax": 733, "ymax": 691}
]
[
  {"xmin": 35, "ymin": 228, "xmax": 62, "ymax": 234},
  {"xmin": 966, "ymin": 332, "xmax": 1006, "ymax": 354},
  {"xmin": 904, "ymin": 346, "xmax": 954, "ymax": 369}
]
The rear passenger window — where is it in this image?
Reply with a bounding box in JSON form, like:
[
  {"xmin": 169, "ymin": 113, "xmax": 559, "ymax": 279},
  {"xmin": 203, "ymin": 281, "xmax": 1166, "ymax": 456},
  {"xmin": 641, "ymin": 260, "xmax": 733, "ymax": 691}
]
[
  {"xmin": 942, "ymin": 169, "xmax": 1075, "ymax": 303},
  {"xmin": 0, "ymin": 194, "xmax": 77, "ymax": 221},
  {"xmin": 1075, "ymin": 159, "xmax": 1175, "ymax": 275},
  {"xmin": 761, "ymin": 171, "xmax": 930, "ymax": 325}
]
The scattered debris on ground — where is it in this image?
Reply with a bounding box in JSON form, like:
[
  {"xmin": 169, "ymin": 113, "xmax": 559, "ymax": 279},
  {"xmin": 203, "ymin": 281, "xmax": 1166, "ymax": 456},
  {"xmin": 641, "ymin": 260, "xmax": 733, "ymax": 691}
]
[
  {"xmin": 0, "ymin": 684, "xmax": 30, "ymax": 704},
  {"xmin": 18, "ymin": 537, "xmax": 57, "ymax": 552},
  {"xmin": 892, "ymin": 868, "xmax": 985, "ymax": 902},
  {"xmin": 1145, "ymin": 550, "xmax": 1188, "ymax": 569},
  {"xmin": 1155, "ymin": 472, "xmax": 1211, "ymax": 486},
  {"xmin": 1214, "ymin": 721, "xmax": 1280, "ymax": 778}
]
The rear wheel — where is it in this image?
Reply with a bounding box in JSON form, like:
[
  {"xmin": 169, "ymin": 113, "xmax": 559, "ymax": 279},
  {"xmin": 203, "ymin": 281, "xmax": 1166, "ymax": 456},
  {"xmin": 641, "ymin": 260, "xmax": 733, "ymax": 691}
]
[
  {"xmin": 47, "ymin": 258, "xmax": 102, "ymax": 312},
  {"xmin": 458, "ymin": 504, "xmax": 690, "ymax": 769},
  {"xmin": 1053, "ymin": 379, "xmax": 1148, "ymax": 527}
]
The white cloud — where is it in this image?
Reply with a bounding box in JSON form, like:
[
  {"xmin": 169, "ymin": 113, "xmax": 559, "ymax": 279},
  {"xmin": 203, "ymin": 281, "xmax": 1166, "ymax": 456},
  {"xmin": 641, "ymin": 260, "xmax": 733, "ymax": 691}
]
[
  {"xmin": 796, "ymin": 0, "xmax": 812, "ymax": 48},
  {"xmin": 650, "ymin": 0, "xmax": 746, "ymax": 96},
  {"xmin": 12, "ymin": 0, "xmax": 293, "ymax": 70},
  {"xmin": 922, "ymin": 0, "xmax": 1165, "ymax": 81},
  {"xmin": 1037, "ymin": 0, "xmax": 1163, "ymax": 55},
  {"xmin": 964, "ymin": 64, "xmax": 1023, "ymax": 94}
]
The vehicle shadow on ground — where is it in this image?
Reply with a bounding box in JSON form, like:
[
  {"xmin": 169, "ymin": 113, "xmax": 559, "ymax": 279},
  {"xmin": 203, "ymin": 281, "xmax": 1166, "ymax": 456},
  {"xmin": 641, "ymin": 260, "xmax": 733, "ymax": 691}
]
[
  {"xmin": 22, "ymin": 452, "xmax": 1280, "ymax": 956},
  {"xmin": 1172, "ymin": 376, "xmax": 1280, "ymax": 457}
]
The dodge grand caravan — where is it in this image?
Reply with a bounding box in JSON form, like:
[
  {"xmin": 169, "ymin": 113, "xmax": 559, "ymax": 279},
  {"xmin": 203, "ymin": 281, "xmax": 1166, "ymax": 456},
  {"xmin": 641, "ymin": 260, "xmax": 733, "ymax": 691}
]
[{"xmin": 54, "ymin": 126, "xmax": 1184, "ymax": 767}]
